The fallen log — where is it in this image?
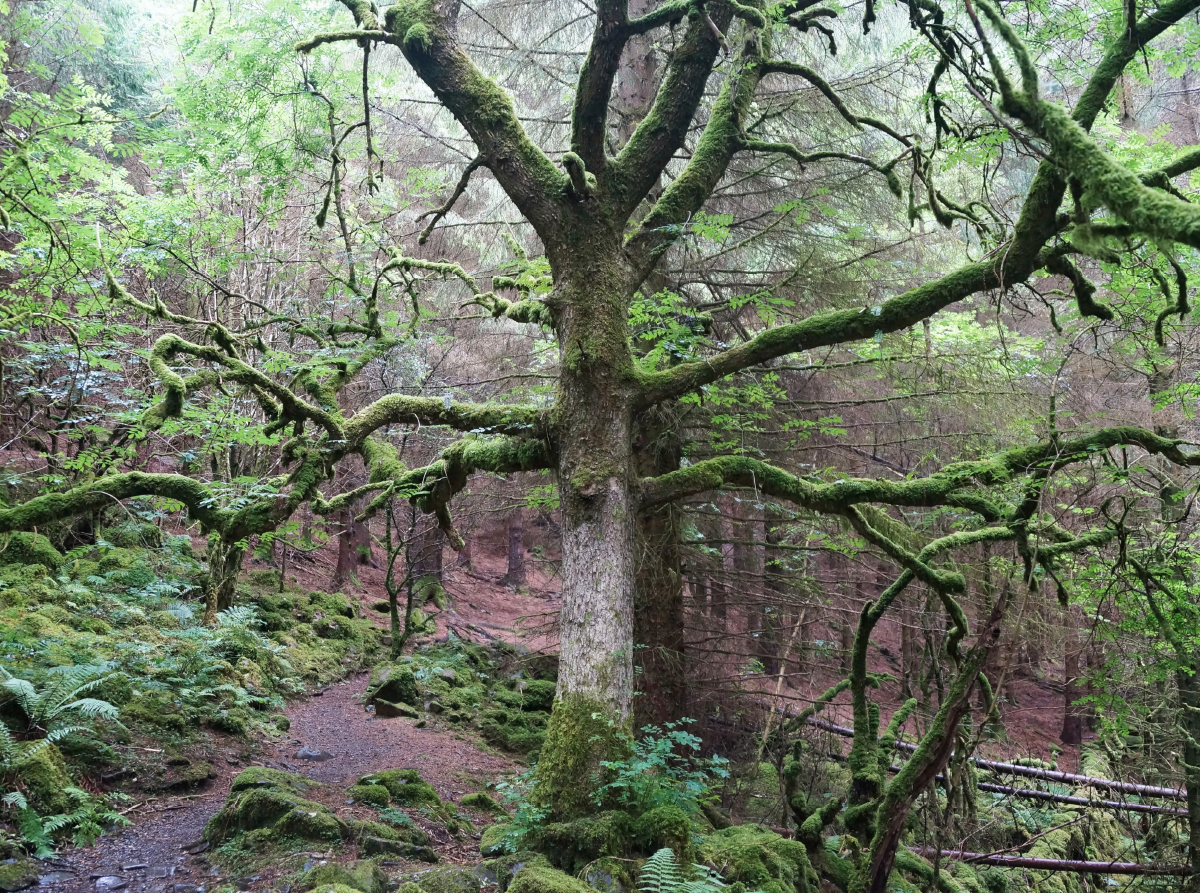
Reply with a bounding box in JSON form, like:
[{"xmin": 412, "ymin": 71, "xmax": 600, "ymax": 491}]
[
  {"xmin": 807, "ymin": 717, "xmax": 1186, "ymax": 801},
  {"xmin": 909, "ymin": 847, "xmax": 1190, "ymax": 876},
  {"xmin": 975, "ymin": 782, "xmax": 1187, "ymax": 816}
]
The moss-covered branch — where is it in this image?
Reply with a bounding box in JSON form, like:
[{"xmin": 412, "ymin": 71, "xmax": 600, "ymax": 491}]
[
  {"xmin": 0, "ymin": 472, "xmax": 225, "ymax": 534},
  {"xmin": 611, "ymin": 2, "xmax": 741, "ymax": 230},
  {"xmin": 344, "ymin": 394, "xmax": 548, "ymax": 445},
  {"xmin": 640, "ymin": 427, "xmax": 1199, "ymax": 515},
  {"xmin": 329, "ymin": 1, "xmax": 567, "ymax": 239}
]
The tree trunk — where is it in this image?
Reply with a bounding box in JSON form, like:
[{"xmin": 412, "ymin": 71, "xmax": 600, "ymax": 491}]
[
  {"xmin": 1059, "ymin": 604, "xmax": 1086, "ymax": 747},
  {"xmin": 1179, "ymin": 665, "xmax": 1200, "ymax": 893},
  {"xmin": 534, "ymin": 264, "xmax": 637, "ymax": 820},
  {"xmin": 761, "ymin": 508, "xmax": 786, "ymax": 678},
  {"xmin": 633, "ymin": 407, "xmax": 686, "ymax": 726},
  {"xmin": 332, "ymin": 508, "xmax": 354, "ymax": 590},
  {"xmin": 504, "ymin": 508, "xmax": 526, "ymax": 587},
  {"xmin": 353, "ymin": 514, "xmax": 377, "ymax": 567},
  {"xmin": 203, "ymin": 535, "xmax": 245, "ymax": 624}
]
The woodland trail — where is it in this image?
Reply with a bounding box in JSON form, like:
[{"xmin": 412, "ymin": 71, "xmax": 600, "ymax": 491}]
[{"xmin": 38, "ymin": 673, "xmax": 516, "ymax": 893}]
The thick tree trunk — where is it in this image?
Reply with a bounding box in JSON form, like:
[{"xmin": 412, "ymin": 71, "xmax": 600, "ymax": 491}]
[
  {"xmin": 534, "ymin": 263, "xmax": 638, "ymax": 819},
  {"xmin": 633, "ymin": 407, "xmax": 686, "ymax": 726},
  {"xmin": 504, "ymin": 508, "xmax": 526, "ymax": 587}
]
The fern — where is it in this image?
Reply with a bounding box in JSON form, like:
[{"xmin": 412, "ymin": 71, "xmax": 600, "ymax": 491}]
[
  {"xmin": 0, "ymin": 663, "xmax": 123, "ymax": 739},
  {"xmin": 638, "ymin": 848, "xmax": 730, "ymax": 893},
  {"xmin": 639, "ymin": 848, "xmax": 687, "ymax": 893}
]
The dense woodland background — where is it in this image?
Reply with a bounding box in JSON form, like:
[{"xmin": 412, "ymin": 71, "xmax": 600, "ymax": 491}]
[{"xmin": 5, "ymin": 0, "xmax": 1200, "ymax": 890}]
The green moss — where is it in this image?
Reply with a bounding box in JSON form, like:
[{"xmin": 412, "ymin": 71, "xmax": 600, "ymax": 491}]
[
  {"xmin": 460, "ymin": 791, "xmax": 505, "ymax": 814},
  {"xmin": 508, "ymin": 866, "xmax": 592, "ymax": 893},
  {"xmin": 532, "ymin": 695, "xmax": 631, "ymax": 820},
  {"xmin": 527, "ymin": 810, "xmax": 633, "ymax": 875},
  {"xmin": 366, "ymin": 663, "xmax": 419, "ymax": 707},
  {"xmin": 480, "ymin": 823, "xmax": 511, "ymax": 856},
  {"xmin": 16, "ymin": 742, "xmax": 72, "ymax": 814},
  {"xmin": 205, "ymin": 766, "xmax": 349, "ymax": 848},
  {"xmin": 301, "ymin": 861, "xmax": 387, "ymax": 893},
  {"xmin": 310, "ymin": 591, "xmax": 356, "ymax": 618},
  {"xmin": 359, "ymin": 768, "xmax": 440, "ymax": 805},
  {"xmin": 521, "ymin": 680, "xmax": 556, "ymax": 712},
  {"xmin": 347, "ymin": 784, "xmax": 391, "ymax": 807},
  {"xmin": 699, "ymin": 825, "xmax": 816, "ymax": 893},
  {"xmin": 633, "ymin": 805, "xmax": 692, "ymax": 861},
  {"xmin": 0, "ymin": 858, "xmax": 37, "ymax": 893},
  {"xmin": 408, "ymin": 865, "xmax": 481, "ymax": 893},
  {"xmin": 230, "ymin": 766, "xmax": 315, "ymax": 794},
  {"xmin": 0, "ymin": 531, "xmax": 63, "ymax": 570},
  {"xmin": 272, "ymin": 714, "xmax": 290, "ymax": 731}
]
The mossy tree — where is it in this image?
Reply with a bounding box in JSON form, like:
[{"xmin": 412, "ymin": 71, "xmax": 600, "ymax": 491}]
[{"xmin": 6, "ymin": 0, "xmax": 1200, "ymax": 860}]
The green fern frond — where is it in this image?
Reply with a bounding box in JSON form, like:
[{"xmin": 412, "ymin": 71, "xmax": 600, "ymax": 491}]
[{"xmin": 639, "ymin": 848, "xmax": 686, "ymax": 893}]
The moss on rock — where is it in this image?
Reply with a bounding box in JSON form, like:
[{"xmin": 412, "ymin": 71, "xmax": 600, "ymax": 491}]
[
  {"xmin": 366, "ymin": 664, "xmax": 419, "ymax": 707},
  {"xmin": 204, "ymin": 767, "xmax": 348, "ymax": 846},
  {"xmin": 0, "ymin": 532, "xmax": 63, "ymax": 570},
  {"xmin": 508, "ymin": 866, "xmax": 593, "ymax": 893},
  {"xmin": 0, "ymin": 858, "xmax": 37, "ymax": 893},
  {"xmin": 633, "ymin": 805, "xmax": 692, "ymax": 861},
  {"xmin": 461, "ymin": 791, "xmax": 505, "ymax": 814},
  {"xmin": 16, "ymin": 742, "xmax": 72, "ymax": 815},
  {"xmin": 699, "ymin": 825, "xmax": 816, "ymax": 893},
  {"xmin": 410, "ymin": 865, "xmax": 482, "ymax": 893},
  {"xmin": 346, "ymin": 784, "xmax": 391, "ymax": 807},
  {"xmin": 528, "ymin": 811, "xmax": 633, "ymax": 875},
  {"xmin": 360, "ymin": 768, "xmax": 440, "ymax": 806},
  {"xmin": 301, "ymin": 861, "xmax": 388, "ymax": 893}
]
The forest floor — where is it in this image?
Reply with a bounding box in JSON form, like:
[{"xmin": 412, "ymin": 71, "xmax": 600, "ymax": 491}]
[
  {"xmin": 30, "ymin": 530, "xmax": 1080, "ymax": 893},
  {"xmin": 39, "ymin": 671, "xmax": 516, "ymax": 893}
]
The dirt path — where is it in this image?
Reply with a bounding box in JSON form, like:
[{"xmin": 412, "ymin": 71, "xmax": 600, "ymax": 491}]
[{"xmin": 40, "ymin": 674, "xmax": 515, "ymax": 893}]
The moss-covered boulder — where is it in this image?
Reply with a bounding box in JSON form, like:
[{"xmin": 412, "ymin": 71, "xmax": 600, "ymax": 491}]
[
  {"xmin": 301, "ymin": 861, "xmax": 388, "ymax": 893},
  {"xmin": 0, "ymin": 532, "xmax": 63, "ymax": 570},
  {"xmin": 0, "ymin": 858, "xmax": 37, "ymax": 892},
  {"xmin": 520, "ymin": 680, "xmax": 557, "ymax": 713},
  {"xmin": 410, "ymin": 865, "xmax": 482, "ymax": 893},
  {"xmin": 359, "ymin": 768, "xmax": 440, "ymax": 806},
  {"xmin": 508, "ymin": 866, "xmax": 593, "ymax": 893},
  {"xmin": 366, "ymin": 664, "xmax": 419, "ymax": 708},
  {"xmin": 16, "ymin": 742, "xmax": 72, "ymax": 815},
  {"xmin": 461, "ymin": 791, "xmax": 505, "ymax": 815},
  {"xmin": 479, "ymin": 707, "xmax": 549, "ymax": 757},
  {"xmin": 528, "ymin": 811, "xmax": 633, "ymax": 875},
  {"xmin": 346, "ymin": 784, "xmax": 391, "ymax": 807},
  {"xmin": 480, "ymin": 854, "xmax": 554, "ymax": 893},
  {"xmin": 699, "ymin": 825, "xmax": 815, "ymax": 893},
  {"xmin": 204, "ymin": 767, "xmax": 349, "ymax": 846},
  {"xmin": 480, "ymin": 823, "xmax": 512, "ymax": 856},
  {"xmin": 633, "ymin": 805, "xmax": 692, "ymax": 861}
]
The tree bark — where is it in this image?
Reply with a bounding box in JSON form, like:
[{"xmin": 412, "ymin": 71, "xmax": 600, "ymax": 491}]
[
  {"xmin": 1059, "ymin": 604, "xmax": 1086, "ymax": 747},
  {"xmin": 203, "ymin": 535, "xmax": 245, "ymax": 624},
  {"xmin": 332, "ymin": 507, "xmax": 354, "ymax": 590},
  {"xmin": 504, "ymin": 508, "xmax": 526, "ymax": 587},
  {"xmin": 534, "ymin": 264, "xmax": 638, "ymax": 819},
  {"xmin": 633, "ymin": 407, "xmax": 686, "ymax": 726}
]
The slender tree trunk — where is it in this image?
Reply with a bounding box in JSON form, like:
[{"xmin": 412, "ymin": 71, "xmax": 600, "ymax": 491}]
[
  {"xmin": 204, "ymin": 535, "xmax": 245, "ymax": 624},
  {"xmin": 1179, "ymin": 665, "xmax": 1200, "ymax": 893},
  {"xmin": 504, "ymin": 508, "xmax": 526, "ymax": 587},
  {"xmin": 353, "ymin": 514, "xmax": 377, "ymax": 567},
  {"xmin": 332, "ymin": 508, "xmax": 354, "ymax": 590},
  {"xmin": 1059, "ymin": 604, "xmax": 1085, "ymax": 747},
  {"xmin": 762, "ymin": 508, "xmax": 786, "ymax": 677}
]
